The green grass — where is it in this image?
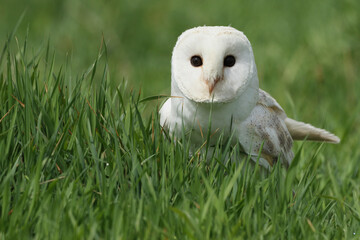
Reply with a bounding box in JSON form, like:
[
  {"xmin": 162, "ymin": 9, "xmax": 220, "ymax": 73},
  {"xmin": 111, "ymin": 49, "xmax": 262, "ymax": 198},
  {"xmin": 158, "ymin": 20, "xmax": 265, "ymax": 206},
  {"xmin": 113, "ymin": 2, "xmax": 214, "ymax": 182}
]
[
  {"xmin": 0, "ymin": 31, "xmax": 359, "ymax": 240},
  {"xmin": 1, "ymin": 0, "xmax": 360, "ymax": 239}
]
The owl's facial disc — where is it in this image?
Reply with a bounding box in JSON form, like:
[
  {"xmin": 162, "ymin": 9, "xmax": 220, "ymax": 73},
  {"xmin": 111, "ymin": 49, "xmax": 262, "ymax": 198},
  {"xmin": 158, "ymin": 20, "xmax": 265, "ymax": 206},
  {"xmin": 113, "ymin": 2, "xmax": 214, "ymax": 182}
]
[{"xmin": 172, "ymin": 26, "xmax": 258, "ymax": 103}]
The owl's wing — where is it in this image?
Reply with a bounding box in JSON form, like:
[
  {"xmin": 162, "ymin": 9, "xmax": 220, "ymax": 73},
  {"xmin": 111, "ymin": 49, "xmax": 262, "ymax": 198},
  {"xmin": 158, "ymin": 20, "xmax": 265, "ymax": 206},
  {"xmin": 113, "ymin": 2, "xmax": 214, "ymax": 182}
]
[
  {"xmin": 258, "ymin": 90, "xmax": 340, "ymax": 144},
  {"xmin": 159, "ymin": 99, "xmax": 172, "ymax": 130},
  {"xmin": 236, "ymin": 89, "xmax": 294, "ymax": 169}
]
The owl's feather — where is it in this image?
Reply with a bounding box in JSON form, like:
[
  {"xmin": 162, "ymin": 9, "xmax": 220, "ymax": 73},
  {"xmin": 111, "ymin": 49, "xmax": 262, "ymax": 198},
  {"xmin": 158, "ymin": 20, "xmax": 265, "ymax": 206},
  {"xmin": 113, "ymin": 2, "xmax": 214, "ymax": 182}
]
[{"xmin": 284, "ymin": 118, "xmax": 340, "ymax": 143}]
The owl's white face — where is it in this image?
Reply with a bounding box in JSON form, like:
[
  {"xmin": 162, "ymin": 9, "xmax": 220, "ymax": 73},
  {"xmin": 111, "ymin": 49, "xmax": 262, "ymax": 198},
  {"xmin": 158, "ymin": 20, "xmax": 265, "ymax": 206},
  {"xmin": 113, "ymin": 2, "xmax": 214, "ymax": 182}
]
[{"xmin": 172, "ymin": 26, "xmax": 258, "ymax": 103}]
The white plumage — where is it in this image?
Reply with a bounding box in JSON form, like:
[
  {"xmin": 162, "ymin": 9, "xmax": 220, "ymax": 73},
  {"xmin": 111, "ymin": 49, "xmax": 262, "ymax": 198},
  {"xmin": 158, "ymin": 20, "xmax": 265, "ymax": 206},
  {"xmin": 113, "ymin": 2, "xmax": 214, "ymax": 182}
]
[{"xmin": 160, "ymin": 26, "xmax": 340, "ymax": 169}]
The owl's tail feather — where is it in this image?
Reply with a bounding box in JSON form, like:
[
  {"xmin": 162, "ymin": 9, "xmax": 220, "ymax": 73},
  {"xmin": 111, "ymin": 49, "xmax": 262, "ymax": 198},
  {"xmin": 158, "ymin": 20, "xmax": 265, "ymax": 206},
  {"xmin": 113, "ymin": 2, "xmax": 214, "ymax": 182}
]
[{"xmin": 285, "ymin": 118, "xmax": 340, "ymax": 144}]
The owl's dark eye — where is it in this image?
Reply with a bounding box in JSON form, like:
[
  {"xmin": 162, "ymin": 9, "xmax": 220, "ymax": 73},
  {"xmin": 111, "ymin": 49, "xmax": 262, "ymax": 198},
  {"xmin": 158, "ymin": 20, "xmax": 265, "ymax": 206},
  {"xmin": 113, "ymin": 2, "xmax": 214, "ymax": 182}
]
[
  {"xmin": 224, "ymin": 55, "xmax": 236, "ymax": 67},
  {"xmin": 190, "ymin": 55, "xmax": 203, "ymax": 67}
]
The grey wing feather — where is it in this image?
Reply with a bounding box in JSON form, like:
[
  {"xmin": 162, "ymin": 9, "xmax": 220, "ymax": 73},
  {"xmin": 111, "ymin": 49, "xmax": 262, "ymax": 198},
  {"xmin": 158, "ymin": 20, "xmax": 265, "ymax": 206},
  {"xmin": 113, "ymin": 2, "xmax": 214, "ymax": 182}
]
[
  {"xmin": 258, "ymin": 89, "xmax": 287, "ymax": 119},
  {"xmin": 285, "ymin": 118, "xmax": 340, "ymax": 143},
  {"xmin": 259, "ymin": 89, "xmax": 340, "ymax": 143},
  {"xmin": 237, "ymin": 89, "xmax": 294, "ymax": 168}
]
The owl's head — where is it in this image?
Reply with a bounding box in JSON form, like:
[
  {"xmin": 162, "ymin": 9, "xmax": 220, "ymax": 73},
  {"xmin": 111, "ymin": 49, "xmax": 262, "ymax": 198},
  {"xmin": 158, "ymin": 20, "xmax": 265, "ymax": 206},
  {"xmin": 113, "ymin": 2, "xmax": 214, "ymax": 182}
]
[{"xmin": 171, "ymin": 26, "xmax": 259, "ymax": 103}]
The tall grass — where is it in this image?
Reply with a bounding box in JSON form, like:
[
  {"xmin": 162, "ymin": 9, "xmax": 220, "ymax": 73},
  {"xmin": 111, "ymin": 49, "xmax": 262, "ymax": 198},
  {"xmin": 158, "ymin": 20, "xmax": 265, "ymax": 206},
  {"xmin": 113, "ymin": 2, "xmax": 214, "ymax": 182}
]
[{"xmin": 0, "ymin": 28, "xmax": 359, "ymax": 239}]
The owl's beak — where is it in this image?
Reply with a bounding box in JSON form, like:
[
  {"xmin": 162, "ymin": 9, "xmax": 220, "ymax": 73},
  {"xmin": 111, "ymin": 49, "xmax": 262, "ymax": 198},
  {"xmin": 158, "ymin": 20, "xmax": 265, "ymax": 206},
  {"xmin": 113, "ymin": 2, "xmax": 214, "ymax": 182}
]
[
  {"xmin": 208, "ymin": 76, "xmax": 222, "ymax": 94},
  {"xmin": 205, "ymin": 73, "xmax": 224, "ymax": 95},
  {"xmin": 202, "ymin": 55, "xmax": 224, "ymax": 94}
]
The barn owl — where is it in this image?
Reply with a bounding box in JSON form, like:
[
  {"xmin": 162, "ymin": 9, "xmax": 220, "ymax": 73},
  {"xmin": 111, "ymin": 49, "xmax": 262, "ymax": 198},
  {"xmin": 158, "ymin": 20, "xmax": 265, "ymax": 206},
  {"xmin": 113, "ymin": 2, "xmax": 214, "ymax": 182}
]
[{"xmin": 159, "ymin": 26, "xmax": 340, "ymax": 169}]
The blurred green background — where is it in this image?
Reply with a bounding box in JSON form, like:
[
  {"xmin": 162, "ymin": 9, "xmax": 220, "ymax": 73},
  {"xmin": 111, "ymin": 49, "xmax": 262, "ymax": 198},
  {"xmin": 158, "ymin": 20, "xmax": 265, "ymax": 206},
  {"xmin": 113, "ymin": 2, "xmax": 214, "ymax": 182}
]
[{"xmin": 1, "ymin": 0, "xmax": 359, "ymax": 127}]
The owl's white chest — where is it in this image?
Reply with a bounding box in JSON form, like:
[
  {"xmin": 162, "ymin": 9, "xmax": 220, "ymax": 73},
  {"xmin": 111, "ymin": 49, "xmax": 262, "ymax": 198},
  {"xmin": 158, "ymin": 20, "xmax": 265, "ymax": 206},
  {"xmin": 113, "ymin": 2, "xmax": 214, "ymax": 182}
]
[{"xmin": 162, "ymin": 95, "xmax": 254, "ymax": 146}]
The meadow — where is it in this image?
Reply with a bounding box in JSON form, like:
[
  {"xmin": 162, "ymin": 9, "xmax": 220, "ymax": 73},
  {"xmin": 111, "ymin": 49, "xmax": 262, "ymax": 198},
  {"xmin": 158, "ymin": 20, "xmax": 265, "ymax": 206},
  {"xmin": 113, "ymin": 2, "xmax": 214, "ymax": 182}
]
[{"xmin": 0, "ymin": 0, "xmax": 359, "ymax": 239}]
